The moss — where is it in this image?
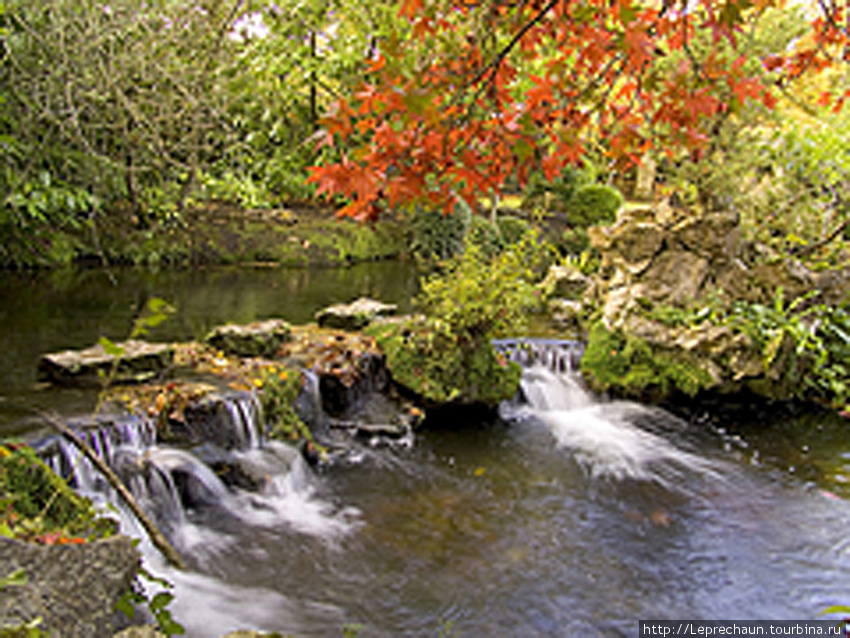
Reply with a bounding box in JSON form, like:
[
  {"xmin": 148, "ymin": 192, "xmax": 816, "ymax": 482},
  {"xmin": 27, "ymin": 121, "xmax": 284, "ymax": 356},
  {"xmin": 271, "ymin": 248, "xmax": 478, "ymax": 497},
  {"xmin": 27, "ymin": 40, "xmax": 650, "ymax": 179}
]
[
  {"xmin": 366, "ymin": 317, "xmax": 522, "ymax": 408},
  {"xmin": 0, "ymin": 443, "xmax": 116, "ymax": 542},
  {"xmin": 581, "ymin": 321, "xmax": 713, "ymax": 400},
  {"xmin": 567, "ymin": 184, "xmax": 624, "ymax": 228}
]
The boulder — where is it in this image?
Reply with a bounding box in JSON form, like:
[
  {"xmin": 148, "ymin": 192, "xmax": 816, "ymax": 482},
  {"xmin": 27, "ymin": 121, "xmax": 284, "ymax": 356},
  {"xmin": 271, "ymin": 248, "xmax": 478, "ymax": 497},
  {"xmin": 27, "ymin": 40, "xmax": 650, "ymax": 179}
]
[
  {"xmin": 315, "ymin": 297, "xmax": 397, "ymax": 330},
  {"xmin": 38, "ymin": 340, "xmax": 174, "ymax": 387},
  {"xmin": 205, "ymin": 319, "xmax": 291, "ymax": 357},
  {"xmin": 539, "ymin": 265, "xmax": 592, "ymax": 300},
  {"xmin": 0, "ymin": 535, "xmax": 139, "ymax": 638},
  {"xmin": 548, "ymin": 299, "xmax": 584, "ymax": 333},
  {"xmin": 579, "ymin": 205, "xmax": 842, "ymax": 403}
]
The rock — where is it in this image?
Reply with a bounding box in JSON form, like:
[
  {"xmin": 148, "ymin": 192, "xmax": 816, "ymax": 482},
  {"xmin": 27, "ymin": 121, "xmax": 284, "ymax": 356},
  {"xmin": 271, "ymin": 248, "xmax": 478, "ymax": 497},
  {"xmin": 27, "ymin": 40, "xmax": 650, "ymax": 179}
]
[
  {"xmin": 669, "ymin": 211, "xmax": 741, "ymax": 260},
  {"xmin": 591, "ymin": 218, "xmax": 665, "ymax": 276},
  {"xmin": 580, "ymin": 203, "xmax": 839, "ymax": 403},
  {"xmin": 635, "ymin": 250, "xmax": 710, "ymax": 304},
  {"xmin": 205, "ymin": 319, "xmax": 291, "ymax": 357},
  {"xmin": 539, "ymin": 265, "xmax": 592, "ymax": 300},
  {"xmin": 548, "ymin": 299, "xmax": 584, "ymax": 333},
  {"xmin": 113, "ymin": 627, "xmax": 165, "ymax": 638},
  {"xmin": 38, "ymin": 340, "xmax": 174, "ymax": 387},
  {"xmin": 315, "ymin": 297, "xmax": 397, "ymax": 330},
  {"xmin": 0, "ymin": 535, "xmax": 139, "ymax": 638},
  {"xmin": 174, "ymin": 391, "xmax": 262, "ymax": 450}
]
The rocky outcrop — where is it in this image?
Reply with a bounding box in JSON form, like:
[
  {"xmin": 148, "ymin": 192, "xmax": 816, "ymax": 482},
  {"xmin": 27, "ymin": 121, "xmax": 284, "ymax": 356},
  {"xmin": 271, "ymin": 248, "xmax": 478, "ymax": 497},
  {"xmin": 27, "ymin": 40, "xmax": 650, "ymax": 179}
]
[
  {"xmin": 205, "ymin": 319, "xmax": 292, "ymax": 357},
  {"xmin": 557, "ymin": 203, "xmax": 849, "ymax": 400},
  {"xmin": 0, "ymin": 536, "xmax": 139, "ymax": 638},
  {"xmin": 315, "ymin": 297, "xmax": 397, "ymax": 331},
  {"xmin": 38, "ymin": 340, "xmax": 174, "ymax": 387}
]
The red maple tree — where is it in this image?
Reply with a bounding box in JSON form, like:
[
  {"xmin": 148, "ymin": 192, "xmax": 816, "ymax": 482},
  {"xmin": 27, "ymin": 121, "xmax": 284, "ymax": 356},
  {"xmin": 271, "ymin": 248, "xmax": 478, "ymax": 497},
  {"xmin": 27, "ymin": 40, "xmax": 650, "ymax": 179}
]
[{"xmin": 308, "ymin": 0, "xmax": 849, "ymax": 221}]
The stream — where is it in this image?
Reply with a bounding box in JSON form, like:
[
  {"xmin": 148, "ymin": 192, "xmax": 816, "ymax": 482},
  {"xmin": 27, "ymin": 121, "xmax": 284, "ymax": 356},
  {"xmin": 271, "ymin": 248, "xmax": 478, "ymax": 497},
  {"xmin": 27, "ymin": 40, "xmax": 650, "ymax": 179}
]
[{"xmin": 2, "ymin": 264, "xmax": 850, "ymax": 637}]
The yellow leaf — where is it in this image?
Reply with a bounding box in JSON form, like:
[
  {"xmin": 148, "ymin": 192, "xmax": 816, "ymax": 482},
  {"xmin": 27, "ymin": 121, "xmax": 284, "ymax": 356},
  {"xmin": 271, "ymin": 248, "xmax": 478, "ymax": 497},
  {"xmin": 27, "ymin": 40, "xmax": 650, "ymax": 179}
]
[{"xmin": 474, "ymin": 467, "xmax": 486, "ymax": 477}]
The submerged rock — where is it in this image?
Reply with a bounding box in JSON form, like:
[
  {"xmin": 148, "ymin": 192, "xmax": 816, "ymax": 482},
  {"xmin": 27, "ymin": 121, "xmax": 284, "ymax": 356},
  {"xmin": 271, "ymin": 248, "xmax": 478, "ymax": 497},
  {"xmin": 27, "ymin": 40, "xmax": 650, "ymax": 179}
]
[
  {"xmin": 38, "ymin": 340, "xmax": 174, "ymax": 387},
  {"xmin": 0, "ymin": 535, "xmax": 139, "ymax": 638},
  {"xmin": 205, "ymin": 319, "xmax": 292, "ymax": 357},
  {"xmin": 315, "ymin": 297, "xmax": 397, "ymax": 330}
]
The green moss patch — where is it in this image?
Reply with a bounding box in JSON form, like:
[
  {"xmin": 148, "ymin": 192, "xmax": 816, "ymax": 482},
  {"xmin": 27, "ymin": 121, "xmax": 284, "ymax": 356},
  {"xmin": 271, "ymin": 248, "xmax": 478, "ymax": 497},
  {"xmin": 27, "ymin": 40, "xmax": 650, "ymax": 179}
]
[
  {"xmin": 366, "ymin": 317, "xmax": 522, "ymax": 408},
  {"xmin": 0, "ymin": 444, "xmax": 116, "ymax": 544},
  {"xmin": 581, "ymin": 321, "xmax": 713, "ymax": 400}
]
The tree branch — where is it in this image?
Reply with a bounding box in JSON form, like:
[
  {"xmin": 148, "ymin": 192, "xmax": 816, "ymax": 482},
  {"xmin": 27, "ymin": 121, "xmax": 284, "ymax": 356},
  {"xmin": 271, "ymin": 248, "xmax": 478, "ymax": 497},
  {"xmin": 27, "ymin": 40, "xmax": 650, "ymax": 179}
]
[{"xmin": 36, "ymin": 409, "xmax": 187, "ymax": 571}]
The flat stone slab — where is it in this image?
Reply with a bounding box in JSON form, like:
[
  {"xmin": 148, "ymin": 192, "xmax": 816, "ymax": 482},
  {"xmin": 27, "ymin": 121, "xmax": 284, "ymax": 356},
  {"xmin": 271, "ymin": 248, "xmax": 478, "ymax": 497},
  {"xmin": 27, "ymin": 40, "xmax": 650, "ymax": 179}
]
[
  {"xmin": 315, "ymin": 297, "xmax": 397, "ymax": 330},
  {"xmin": 205, "ymin": 318, "xmax": 291, "ymax": 357},
  {"xmin": 38, "ymin": 340, "xmax": 174, "ymax": 387}
]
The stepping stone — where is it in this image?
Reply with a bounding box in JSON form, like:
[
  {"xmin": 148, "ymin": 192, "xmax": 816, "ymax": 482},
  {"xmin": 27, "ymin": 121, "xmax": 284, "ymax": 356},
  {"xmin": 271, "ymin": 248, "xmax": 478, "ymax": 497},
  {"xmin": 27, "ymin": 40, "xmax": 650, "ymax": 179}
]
[
  {"xmin": 315, "ymin": 297, "xmax": 397, "ymax": 330},
  {"xmin": 205, "ymin": 318, "xmax": 291, "ymax": 357},
  {"xmin": 38, "ymin": 340, "xmax": 174, "ymax": 387}
]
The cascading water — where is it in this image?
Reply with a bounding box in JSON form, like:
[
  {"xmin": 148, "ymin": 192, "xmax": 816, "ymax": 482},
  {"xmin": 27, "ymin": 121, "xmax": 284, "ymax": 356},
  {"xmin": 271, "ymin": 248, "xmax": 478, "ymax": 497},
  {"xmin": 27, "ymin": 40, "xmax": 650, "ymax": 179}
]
[
  {"xmin": 497, "ymin": 340, "xmax": 722, "ymax": 489},
  {"xmin": 28, "ymin": 341, "xmax": 850, "ymax": 637},
  {"xmin": 36, "ymin": 390, "xmax": 359, "ymax": 636}
]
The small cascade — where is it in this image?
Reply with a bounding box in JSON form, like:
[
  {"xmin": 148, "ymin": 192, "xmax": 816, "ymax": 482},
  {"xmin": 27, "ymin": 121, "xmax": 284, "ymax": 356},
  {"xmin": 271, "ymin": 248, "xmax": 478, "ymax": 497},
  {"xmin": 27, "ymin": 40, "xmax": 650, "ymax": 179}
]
[
  {"xmin": 496, "ymin": 339, "xmax": 593, "ymax": 417},
  {"xmin": 35, "ymin": 389, "xmax": 353, "ymax": 560},
  {"xmin": 493, "ymin": 338, "xmax": 585, "ymax": 374},
  {"xmin": 222, "ymin": 392, "xmax": 264, "ymax": 450},
  {"xmin": 499, "ymin": 338, "xmax": 721, "ymax": 488}
]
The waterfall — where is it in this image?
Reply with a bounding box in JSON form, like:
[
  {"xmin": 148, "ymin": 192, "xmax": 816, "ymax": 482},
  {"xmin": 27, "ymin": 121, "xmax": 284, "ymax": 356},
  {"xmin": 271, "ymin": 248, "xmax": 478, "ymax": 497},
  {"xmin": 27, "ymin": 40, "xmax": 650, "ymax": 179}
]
[
  {"xmin": 499, "ymin": 339, "xmax": 721, "ymax": 489},
  {"xmin": 36, "ymin": 390, "xmax": 355, "ymax": 556}
]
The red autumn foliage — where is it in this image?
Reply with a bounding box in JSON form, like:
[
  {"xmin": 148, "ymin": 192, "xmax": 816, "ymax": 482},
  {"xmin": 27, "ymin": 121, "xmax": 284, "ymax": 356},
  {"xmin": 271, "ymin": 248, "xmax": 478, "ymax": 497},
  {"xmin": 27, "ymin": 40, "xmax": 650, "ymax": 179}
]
[{"xmin": 308, "ymin": 0, "xmax": 849, "ymax": 221}]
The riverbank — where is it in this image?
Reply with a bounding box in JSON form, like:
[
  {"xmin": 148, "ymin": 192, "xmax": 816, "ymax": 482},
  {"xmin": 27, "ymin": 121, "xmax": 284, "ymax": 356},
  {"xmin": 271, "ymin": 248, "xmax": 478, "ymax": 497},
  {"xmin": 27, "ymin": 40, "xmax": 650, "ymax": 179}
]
[{"xmin": 0, "ymin": 201, "xmax": 408, "ymax": 269}]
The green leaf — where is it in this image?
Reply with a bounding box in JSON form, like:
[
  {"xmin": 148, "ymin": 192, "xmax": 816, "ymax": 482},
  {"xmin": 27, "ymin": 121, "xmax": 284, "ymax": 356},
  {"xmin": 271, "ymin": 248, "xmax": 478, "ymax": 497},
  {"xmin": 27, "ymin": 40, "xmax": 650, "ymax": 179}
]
[
  {"xmin": 150, "ymin": 591, "xmax": 174, "ymax": 613},
  {"xmin": 0, "ymin": 568, "xmax": 29, "ymax": 590},
  {"xmin": 114, "ymin": 591, "xmax": 137, "ymax": 620},
  {"xmin": 98, "ymin": 336, "xmax": 124, "ymax": 357}
]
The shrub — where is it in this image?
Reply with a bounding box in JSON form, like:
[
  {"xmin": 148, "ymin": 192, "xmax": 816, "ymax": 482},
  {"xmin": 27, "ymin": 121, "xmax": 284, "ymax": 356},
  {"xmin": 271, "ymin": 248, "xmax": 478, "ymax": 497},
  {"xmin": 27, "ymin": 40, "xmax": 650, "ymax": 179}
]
[
  {"xmin": 466, "ymin": 214, "xmax": 504, "ymax": 257},
  {"xmin": 368, "ymin": 234, "xmax": 543, "ymax": 407},
  {"xmin": 567, "ymin": 184, "xmax": 624, "ymax": 228},
  {"xmin": 408, "ymin": 200, "xmax": 472, "ymax": 262},
  {"xmin": 497, "ymin": 215, "xmax": 532, "ymax": 245}
]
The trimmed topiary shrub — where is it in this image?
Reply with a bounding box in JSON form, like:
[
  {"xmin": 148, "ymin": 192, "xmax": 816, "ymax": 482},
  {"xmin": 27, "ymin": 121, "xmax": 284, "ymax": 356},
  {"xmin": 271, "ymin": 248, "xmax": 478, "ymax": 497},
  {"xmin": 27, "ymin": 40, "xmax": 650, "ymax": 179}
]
[
  {"xmin": 467, "ymin": 214, "xmax": 504, "ymax": 257},
  {"xmin": 497, "ymin": 215, "xmax": 532, "ymax": 245},
  {"xmin": 408, "ymin": 200, "xmax": 472, "ymax": 262},
  {"xmin": 567, "ymin": 184, "xmax": 624, "ymax": 228}
]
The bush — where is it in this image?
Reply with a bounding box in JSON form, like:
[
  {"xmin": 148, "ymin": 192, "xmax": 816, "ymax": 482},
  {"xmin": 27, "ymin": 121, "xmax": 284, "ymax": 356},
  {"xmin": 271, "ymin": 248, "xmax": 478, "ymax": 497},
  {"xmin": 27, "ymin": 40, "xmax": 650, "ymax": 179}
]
[
  {"xmin": 367, "ymin": 234, "xmax": 543, "ymax": 407},
  {"xmin": 567, "ymin": 184, "xmax": 623, "ymax": 228},
  {"xmin": 560, "ymin": 227, "xmax": 591, "ymax": 255},
  {"xmin": 467, "ymin": 214, "xmax": 504, "ymax": 257},
  {"xmin": 408, "ymin": 200, "xmax": 472, "ymax": 262},
  {"xmin": 497, "ymin": 215, "xmax": 532, "ymax": 245},
  {"xmin": 521, "ymin": 166, "xmax": 585, "ymax": 211}
]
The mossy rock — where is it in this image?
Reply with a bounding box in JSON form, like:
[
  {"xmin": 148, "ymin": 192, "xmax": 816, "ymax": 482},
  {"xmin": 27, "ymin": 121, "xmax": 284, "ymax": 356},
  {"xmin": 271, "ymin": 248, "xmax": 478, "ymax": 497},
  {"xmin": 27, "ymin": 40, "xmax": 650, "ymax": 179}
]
[
  {"xmin": 0, "ymin": 444, "xmax": 115, "ymax": 542},
  {"xmin": 580, "ymin": 321, "xmax": 714, "ymax": 401},
  {"xmin": 315, "ymin": 298, "xmax": 397, "ymax": 331},
  {"xmin": 37, "ymin": 340, "xmax": 174, "ymax": 388},
  {"xmin": 366, "ymin": 317, "xmax": 522, "ymax": 410},
  {"xmin": 205, "ymin": 319, "xmax": 292, "ymax": 357}
]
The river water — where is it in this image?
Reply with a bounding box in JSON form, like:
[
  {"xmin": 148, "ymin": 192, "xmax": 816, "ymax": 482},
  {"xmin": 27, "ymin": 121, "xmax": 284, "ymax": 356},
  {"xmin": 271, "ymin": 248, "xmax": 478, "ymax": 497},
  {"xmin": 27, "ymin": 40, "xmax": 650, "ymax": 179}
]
[{"xmin": 2, "ymin": 264, "xmax": 850, "ymax": 637}]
